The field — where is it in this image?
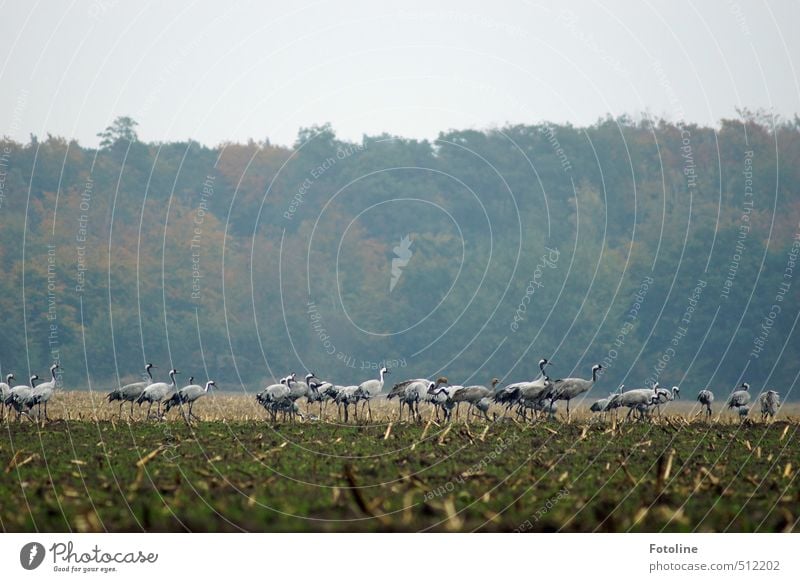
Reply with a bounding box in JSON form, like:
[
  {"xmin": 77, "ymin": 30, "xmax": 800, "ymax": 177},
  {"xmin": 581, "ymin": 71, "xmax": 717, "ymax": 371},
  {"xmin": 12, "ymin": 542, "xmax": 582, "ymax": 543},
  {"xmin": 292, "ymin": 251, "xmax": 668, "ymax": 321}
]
[{"xmin": 1, "ymin": 392, "xmax": 798, "ymax": 532}]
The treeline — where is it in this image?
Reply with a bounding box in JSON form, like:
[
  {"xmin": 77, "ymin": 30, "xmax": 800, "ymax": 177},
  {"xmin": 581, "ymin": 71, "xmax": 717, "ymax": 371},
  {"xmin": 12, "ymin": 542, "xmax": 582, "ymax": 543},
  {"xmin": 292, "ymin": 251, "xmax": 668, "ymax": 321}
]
[{"xmin": 0, "ymin": 114, "xmax": 799, "ymax": 397}]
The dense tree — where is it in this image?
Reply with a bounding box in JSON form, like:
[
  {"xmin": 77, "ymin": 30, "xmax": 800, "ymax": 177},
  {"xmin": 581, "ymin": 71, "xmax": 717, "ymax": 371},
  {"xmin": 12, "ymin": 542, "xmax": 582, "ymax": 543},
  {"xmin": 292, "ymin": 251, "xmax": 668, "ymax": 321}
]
[
  {"xmin": 96, "ymin": 116, "xmax": 139, "ymax": 148},
  {"xmin": 0, "ymin": 116, "xmax": 798, "ymax": 398}
]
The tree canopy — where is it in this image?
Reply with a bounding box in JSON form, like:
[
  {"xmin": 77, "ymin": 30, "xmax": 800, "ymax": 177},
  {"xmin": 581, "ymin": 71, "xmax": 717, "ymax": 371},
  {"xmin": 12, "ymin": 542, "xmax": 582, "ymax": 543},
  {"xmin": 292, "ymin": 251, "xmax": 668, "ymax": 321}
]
[{"xmin": 1, "ymin": 115, "xmax": 798, "ymax": 398}]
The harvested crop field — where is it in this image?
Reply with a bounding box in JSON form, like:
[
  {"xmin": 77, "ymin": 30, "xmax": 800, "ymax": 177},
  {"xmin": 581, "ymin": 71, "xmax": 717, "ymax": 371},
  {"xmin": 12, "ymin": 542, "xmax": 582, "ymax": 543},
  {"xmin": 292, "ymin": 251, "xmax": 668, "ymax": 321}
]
[{"xmin": 1, "ymin": 393, "xmax": 798, "ymax": 532}]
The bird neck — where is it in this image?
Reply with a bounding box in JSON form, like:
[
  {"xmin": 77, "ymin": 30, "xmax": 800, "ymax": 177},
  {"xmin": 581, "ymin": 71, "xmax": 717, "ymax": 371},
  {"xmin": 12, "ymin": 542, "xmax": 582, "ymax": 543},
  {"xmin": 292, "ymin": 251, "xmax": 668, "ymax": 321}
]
[
  {"xmin": 51, "ymin": 367, "xmax": 58, "ymax": 382},
  {"xmin": 146, "ymin": 367, "xmax": 153, "ymax": 381}
]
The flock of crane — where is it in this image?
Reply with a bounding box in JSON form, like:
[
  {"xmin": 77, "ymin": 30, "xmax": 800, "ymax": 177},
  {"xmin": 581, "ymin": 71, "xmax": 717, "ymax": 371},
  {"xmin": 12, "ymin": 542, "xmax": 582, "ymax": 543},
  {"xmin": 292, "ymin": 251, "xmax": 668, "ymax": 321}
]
[{"xmin": 0, "ymin": 358, "xmax": 783, "ymax": 424}]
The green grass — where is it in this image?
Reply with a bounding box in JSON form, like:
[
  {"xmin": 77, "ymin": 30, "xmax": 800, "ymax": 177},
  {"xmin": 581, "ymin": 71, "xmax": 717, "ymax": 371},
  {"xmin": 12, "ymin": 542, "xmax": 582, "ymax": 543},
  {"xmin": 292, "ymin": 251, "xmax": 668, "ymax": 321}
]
[{"xmin": 1, "ymin": 419, "xmax": 797, "ymax": 532}]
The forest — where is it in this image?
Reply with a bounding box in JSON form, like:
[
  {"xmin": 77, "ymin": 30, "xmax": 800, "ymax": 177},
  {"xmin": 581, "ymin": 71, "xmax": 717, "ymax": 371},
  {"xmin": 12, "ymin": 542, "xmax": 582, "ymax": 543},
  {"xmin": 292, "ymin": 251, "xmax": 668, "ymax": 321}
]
[{"xmin": 1, "ymin": 113, "xmax": 798, "ymax": 397}]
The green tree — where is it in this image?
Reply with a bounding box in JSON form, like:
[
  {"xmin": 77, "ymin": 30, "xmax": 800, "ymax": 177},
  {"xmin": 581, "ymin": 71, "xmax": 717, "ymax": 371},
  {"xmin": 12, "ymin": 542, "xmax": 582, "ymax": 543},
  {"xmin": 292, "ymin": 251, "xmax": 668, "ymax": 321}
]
[{"xmin": 97, "ymin": 116, "xmax": 139, "ymax": 148}]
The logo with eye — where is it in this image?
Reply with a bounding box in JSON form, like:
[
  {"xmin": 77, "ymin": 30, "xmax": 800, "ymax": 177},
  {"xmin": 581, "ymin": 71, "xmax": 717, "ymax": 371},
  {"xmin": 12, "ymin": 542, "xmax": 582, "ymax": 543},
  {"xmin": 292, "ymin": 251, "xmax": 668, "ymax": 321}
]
[
  {"xmin": 20, "ymin": 542, "xmax": 46, "ymax": 570},
  {"xmin": 390, "ymin": 234, "xmax": 414, "ymax": 293}
]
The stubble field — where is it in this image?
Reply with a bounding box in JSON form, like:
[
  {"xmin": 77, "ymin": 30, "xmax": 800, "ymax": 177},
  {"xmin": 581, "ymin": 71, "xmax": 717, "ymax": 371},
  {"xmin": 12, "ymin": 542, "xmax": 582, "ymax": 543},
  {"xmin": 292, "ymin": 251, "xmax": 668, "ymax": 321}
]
[{"xmin": 1, "ymin": 392, "xmax": 798, "ymax": 532}]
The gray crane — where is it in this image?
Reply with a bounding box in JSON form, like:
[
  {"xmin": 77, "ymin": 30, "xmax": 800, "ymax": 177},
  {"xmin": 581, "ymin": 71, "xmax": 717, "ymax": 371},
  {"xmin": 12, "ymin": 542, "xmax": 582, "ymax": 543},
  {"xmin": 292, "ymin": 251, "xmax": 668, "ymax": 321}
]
[
  {"xmin": 389, "ymin": 376, "xmax": 446, "ymax": 420},
  {"xmin": 527, "ymin": 398, "xmax": 558, "ymax": 419},
  {"xmin": 427, "ymin": 384, "xmax": 458, "ymax": 422},
  {"xmin": 333, "ymin": 385, "xmax": 365, "ymax": 423},
  {"xmin": 31, "ymin": 363, "xmax": 59, "ymax": 420},
  {"xmin": 549, "ymin": 363, "xmax": 603, "ymax": 422},
  {"xmin": 398, "ymin": 380, "xmax": 433, "ymax": 422},
  {"xmin": 758, "ymin": 390, "xmax": 780, "ymax": 421},
  {"xmin": 305, "ymin": 373, "xmax": 333, "ymax": 417},
  {"xmin": 727, "ymin": 382, "xmax": 751, "ymax": 413},
  {"xmin": 106, "ymin": 363, "xmax": 157, "ymax": 417},
  {"xmin": 473, "ymin": 396, "xmax": 495, "ymax": 421},
  {"xmin": 653, "ymin": 385, "xmax": 680, "ymax": 417},
  {"xmin": 607, "ymin": 385, "xmax": 660, "ymax": 421},
  {"xmin": 284, "ymin": 373, "xmax": 315, "ymax": 404},
  {"xmin": 0, "ymin": 373, "xmax": 14, "ymax": 421},
  {"xmin": 358, "ymin": 367, "xmax": 390, "ymax": 422},
  {"xmin": 494, "ymin": 358, "xmax": 552, "ymax": 416},
  {"xmin": 516, "ymin": 374, "xmax": 556, "ymax": 421},
  {"xmin": 696, "ymin": 389, "xmax": 714, "ymax": 418},
  {"xmin": 5, "ymin": 375, "xmax": 39, "ymax": 420},
  {"xmin": 451, "ymin": 379, "xmax": 499, "ymax": 421},
  {"xmin": 136, "ymin": 369, "xmax": 180, "ymax": 419},
  {"xmin": 590, "ymin": 384, "xmax": 624, "ymax": 419},
  {"xmin": 165, "ymin": 380, "xmax": 215, "ymax": 421},
  {"xmin": 256, "ymin": 378, "xmax": 293, "ymax": 421}
]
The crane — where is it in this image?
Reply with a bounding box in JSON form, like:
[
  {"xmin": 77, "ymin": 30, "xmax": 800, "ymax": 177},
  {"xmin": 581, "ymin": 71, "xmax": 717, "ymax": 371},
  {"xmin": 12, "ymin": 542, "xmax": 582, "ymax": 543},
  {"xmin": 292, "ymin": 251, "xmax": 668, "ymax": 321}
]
[
  {"xmin": 165, "ymin": 380, "xmax": 215, "ymax": 421},
  {"xmin": 137, "ymin": 369, "xmax": 180, "ymax": 419}
]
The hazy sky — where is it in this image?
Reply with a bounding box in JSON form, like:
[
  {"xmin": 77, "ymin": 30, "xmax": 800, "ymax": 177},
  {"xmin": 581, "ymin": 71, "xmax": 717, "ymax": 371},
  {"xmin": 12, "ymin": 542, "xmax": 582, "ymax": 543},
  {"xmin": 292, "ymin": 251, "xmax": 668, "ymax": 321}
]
[{"xmin": 1, "ymin": 0, "xmax": 798, "ymax": 147}]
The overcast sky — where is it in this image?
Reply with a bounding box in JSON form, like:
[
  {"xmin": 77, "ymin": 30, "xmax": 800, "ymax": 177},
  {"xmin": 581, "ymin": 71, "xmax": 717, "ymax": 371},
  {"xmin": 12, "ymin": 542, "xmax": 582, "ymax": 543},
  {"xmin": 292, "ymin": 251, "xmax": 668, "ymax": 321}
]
[{"xmin": 1, "ymin": 0, "xmax": 798, "ymax": 147}]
